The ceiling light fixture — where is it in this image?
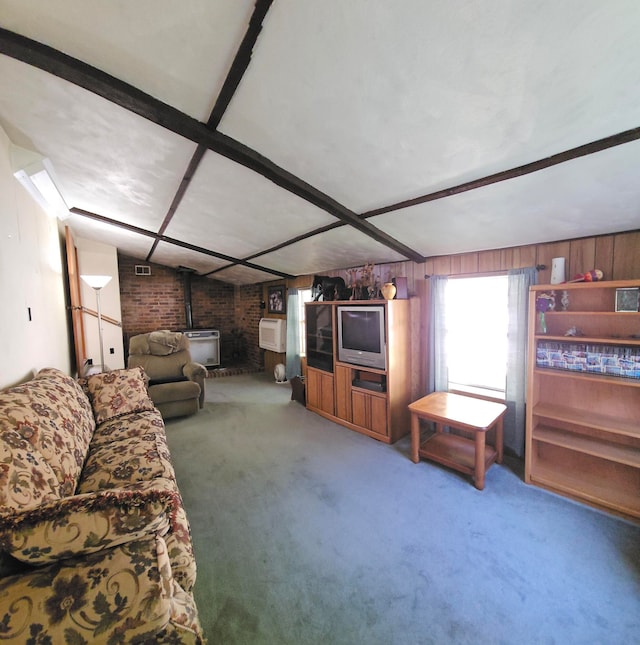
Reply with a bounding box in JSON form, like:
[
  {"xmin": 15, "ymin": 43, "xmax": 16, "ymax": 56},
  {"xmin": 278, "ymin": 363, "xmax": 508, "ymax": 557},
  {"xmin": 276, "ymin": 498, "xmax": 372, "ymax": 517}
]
[{"xmin": 11, "ymin": 144, "xmax": 70, "ymax": 220}]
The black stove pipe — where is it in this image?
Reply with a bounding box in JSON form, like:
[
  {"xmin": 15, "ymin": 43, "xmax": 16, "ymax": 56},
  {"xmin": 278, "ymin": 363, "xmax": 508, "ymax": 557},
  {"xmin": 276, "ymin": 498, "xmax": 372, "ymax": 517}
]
[{"xmin": 177, "ymin": 266, "xmax": 195, "ymax": 329}]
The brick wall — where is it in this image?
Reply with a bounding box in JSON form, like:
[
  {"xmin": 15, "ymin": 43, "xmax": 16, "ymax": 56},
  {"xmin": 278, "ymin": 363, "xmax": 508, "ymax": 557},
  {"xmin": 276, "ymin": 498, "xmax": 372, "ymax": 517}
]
[
  {"xmin": 118, "ymin": 254, "xmax": 263, "ymax": 368},
  {"xmin": 118, "ymin": 255, "xmax": 185, "ymax": 338},
  {"xmin": 235, "ymin": 283, "xmax": 264, "ymax": 368}
]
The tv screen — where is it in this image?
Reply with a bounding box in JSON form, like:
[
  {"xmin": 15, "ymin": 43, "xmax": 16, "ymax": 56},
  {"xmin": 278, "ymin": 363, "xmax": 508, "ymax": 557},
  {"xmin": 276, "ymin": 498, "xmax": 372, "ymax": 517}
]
[
  {"xmin": 341, "ymin": 310, "xmax": 381, "ymax": 353},
  {"xmin": 337, "ymin": 305, "xmax": 386, "ymax": 370}
]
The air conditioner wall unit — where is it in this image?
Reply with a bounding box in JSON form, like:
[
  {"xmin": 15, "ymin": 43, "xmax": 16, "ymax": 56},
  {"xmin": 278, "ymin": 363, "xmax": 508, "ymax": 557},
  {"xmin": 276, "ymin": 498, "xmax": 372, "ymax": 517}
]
[{"xmin": 259, "ymin": 318, "xmax": 286, "ymax": 353}]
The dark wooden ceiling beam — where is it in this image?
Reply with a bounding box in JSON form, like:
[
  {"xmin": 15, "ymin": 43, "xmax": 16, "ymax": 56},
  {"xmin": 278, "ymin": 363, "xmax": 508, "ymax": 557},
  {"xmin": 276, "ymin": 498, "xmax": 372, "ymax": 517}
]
[
  {"xmin": 212, "ymin": 132, "xmax": 425, "ymax": 262},
  {"xmin": 0, "ymin": 26, "xmax": 425, "ymax": 264},
  {"xmin": 207, "ymin": 0, "xmax": 273, "ymax": 130},
  {"xmin": 153, "ymin": 0, "xmax": 274, "ymax": 251},
  {"xmin": 70, "ymin": 207, "xmax": 294, "ymax": 279},
  {"xmin": 203, "ymin": 221, "xmax": 345, "ymax": 277},
  {"xmin": 361, "ymin": 127, "xmax": 640, "ymax": 218},
  {"xmin": 243, "ymin": 222, "xmax": 344, "ymax": 262},
  {"xmin": 153, "ymin": 145, "xmax": 207, "ymax": 244}
]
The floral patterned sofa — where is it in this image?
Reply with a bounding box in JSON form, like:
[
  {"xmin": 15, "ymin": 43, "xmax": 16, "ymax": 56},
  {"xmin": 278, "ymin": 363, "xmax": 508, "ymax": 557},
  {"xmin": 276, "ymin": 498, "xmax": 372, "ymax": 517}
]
[{"xmin": 0, "ymin": 367, "xmax": 203, "ymax": 644}]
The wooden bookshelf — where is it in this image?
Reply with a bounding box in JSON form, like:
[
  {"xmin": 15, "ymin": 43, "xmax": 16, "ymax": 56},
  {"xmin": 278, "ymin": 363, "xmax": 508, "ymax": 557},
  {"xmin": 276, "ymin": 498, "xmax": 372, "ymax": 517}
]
[{"xmin": 525, "ymin": 280, "xmax": 640, "ymax": 521}]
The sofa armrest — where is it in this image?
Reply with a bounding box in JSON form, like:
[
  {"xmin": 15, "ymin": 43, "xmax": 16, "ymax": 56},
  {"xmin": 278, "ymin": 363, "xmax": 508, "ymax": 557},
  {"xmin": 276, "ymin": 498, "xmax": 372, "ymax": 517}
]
[
  {"xmin": 0, "ymin": 535, "xmax": 204, "ymax": 644},
  {"xmin": 183, "ymin": 361, "xmax": 207, "ymax": 408},
  {"xmin": 0, "ymin": 478, "xmax": 180, "ymax": 565},
  {"xmin": 183, "ymin": 361, "xmax": 206, "ymax": 381}
]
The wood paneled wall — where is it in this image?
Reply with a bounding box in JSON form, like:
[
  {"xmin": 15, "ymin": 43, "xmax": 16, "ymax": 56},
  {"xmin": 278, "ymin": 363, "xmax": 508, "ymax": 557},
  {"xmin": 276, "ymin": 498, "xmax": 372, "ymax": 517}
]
[
  {"xmin": 304, "ymin": 230, "xmax": 639, "ymax": 397},
  {"xmin": 315, "ymin": 230, "xmax": 639, "ymax": 297}
]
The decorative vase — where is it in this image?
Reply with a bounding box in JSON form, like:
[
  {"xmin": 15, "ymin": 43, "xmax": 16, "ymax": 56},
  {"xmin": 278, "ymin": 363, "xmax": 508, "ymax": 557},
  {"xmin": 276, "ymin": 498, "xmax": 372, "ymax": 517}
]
[
  {"xmin": 535, "ymin": 292, "xmax": 554, "ymax": 335},
  {"xmin": 538, "ymin": 311, "xmax": 547, "ymax": 334},
  {"xmin": 381, "ymin": 282, "xmax": 396, "ymax": 300}
]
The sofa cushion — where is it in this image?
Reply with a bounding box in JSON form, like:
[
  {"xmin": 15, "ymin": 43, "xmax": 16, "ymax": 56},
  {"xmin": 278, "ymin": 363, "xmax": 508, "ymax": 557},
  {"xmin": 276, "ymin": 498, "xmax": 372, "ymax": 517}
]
[
  {"xmin": 0, "ymin": 479, "xmax": 178, "ymax": 565},
  {"xmin": 0, "ymin": 368, "xmax": 95, "ymax": 503},
  {"xmin": 77, "ymin": 410, "xmax": 176, "ymax": 493},
  {"xmin": 0, "ymin": 535, "xmax": 203, "ymax": 643},
  {"xmin": 88, "ymin": 407, "xmax": 166, "ymax": 447},
  {"xmin": 129, "ymin": 350, "xmax": 194, "ymax": 381},
  {"xmin": 85, "ymin": 367, "xmax": 155, "ymax": 424}
]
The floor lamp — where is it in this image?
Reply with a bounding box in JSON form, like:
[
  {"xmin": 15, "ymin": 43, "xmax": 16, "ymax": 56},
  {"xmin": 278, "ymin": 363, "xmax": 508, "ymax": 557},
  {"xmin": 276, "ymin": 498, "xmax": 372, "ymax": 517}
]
[{"xmin": 81, "ymin": 274, "xmax": 112, "ymax": 373}]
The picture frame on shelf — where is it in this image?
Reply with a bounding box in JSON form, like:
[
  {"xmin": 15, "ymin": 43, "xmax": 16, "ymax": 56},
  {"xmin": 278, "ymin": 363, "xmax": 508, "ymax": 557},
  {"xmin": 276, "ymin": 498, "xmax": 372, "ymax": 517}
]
[
  {"xmin": 268, "ymin": 285, "xmax": 286, "ymax": 314},
  {"xmin": 615, "ymin": 287, "xmax": 639, "ymax": 313}
]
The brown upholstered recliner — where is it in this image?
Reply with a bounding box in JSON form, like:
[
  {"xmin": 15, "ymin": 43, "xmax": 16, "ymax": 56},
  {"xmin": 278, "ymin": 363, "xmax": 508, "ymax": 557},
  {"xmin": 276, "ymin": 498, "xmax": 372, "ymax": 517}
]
[{"xmin": 127, "ymin": 330, "xmax": 207, "ymax": 419}]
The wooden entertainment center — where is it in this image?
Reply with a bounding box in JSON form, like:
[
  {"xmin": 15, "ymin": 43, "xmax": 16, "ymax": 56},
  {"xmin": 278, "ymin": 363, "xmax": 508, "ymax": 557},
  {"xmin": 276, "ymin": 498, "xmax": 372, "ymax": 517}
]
[{"xmin": 305, "ymin": 300, "xmax": 411, "ymax": 443}]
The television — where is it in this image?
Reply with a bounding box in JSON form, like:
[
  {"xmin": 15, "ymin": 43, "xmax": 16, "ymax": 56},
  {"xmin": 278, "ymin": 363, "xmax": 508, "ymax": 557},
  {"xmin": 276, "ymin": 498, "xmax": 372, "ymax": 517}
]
[{"xmin": 337, "ymin": 305, "xmax": 386, "ymax": 370}]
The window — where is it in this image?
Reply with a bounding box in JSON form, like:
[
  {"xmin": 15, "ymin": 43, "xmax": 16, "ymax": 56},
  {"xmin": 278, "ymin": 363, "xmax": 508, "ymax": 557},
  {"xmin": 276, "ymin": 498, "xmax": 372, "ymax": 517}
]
[
  {"xmin": 297, "ymin": 288, "xmax": 313, "ymax": 355},
  {"xmin": 444, "ymin": 275, "xmax": 508, "ymax": 398}
]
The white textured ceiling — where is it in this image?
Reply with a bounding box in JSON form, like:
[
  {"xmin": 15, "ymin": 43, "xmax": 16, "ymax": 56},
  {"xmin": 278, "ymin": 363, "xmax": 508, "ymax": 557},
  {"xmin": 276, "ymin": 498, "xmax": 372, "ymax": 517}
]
[
  {"xmin": 372, "ymin": 138, "xmax": 640, "ymax": 257},
  {"xmin": 0, "ymin": 0, "xmax": 254, "ymax": 120},
  {"xmin": 0, "ymin": 0, "xmax": 639, "ymax": 284},
  {"xmin": 165, "ymin": 151, "xmax": 335, "ymax": 257}
]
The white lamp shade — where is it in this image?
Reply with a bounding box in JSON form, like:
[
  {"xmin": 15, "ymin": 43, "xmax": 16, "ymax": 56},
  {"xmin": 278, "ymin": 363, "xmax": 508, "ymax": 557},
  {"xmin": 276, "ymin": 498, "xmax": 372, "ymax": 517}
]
[{"xmin": 81, "ymin": 274, "xmax": 112, "ymax": 289}]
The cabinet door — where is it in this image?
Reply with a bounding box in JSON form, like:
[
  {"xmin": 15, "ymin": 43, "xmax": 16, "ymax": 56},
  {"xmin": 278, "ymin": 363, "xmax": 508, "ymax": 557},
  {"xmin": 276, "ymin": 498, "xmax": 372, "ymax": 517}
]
[
  {"xmin": 306, "ymin": 368, "xmax": 321, "ymax": 410},
  {"xmin": 319, "ymin": 371, "xmax": 335, "ymax": 416},
  {"xmin": 351, "ymin": 390, "xmax": 368, "ymax": 428},
  {"xmin": 369, "ymin": 395, "xmax": 388, "ymax": 436},
  {"xmin": 307, "ymin": 367, "xmax": 334, "ymax": 416},
  {"xmin": 352, "ymin": 390, "xmax": 387, "ymax": 437},
  {"xmin": 334, "ymin": 365, "xmax": 352, "ymax": 422}
]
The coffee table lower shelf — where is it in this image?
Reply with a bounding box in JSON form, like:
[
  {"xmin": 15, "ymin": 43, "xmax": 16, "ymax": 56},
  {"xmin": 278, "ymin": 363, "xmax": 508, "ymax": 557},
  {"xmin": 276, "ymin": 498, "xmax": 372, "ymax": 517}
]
[
  {"xmin": 409, "ymin": 392, "xmax": 506, "ymax": 490},
  {"xmin": 419, "ymin": 433, "xmax": 498, "ymax": 479}
]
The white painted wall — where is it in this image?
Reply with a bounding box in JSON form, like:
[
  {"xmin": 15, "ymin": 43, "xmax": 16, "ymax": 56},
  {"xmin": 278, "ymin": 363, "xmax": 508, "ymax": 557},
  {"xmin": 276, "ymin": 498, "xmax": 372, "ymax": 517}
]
[
  {"xmin": 76, "ymin": 238, "xmax": 125, "ymax": 372},
  {"xmin": 0, "ymin": 125, "xmax": 71, "ymax": 388}
]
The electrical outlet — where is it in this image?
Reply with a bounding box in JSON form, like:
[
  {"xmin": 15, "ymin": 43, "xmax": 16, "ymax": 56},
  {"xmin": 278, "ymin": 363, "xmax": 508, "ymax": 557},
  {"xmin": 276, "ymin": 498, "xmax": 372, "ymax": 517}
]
[{"xmin": 110, "ymin": 347, "xmax": 115, "ymax": 354}]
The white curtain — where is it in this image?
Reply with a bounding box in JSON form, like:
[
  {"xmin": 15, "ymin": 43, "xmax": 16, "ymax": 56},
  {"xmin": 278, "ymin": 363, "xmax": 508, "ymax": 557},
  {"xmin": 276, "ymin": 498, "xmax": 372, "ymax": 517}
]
[
  {"xmin": 505, "ymin": 267, "xmax": 537, "ymax": 456},
  {"xmin": 285, "ymin": 288, "xmax": 301, "ymax": 379},
  {"xmin": 427, "ymin": 275, "xmax": 448, "ymax": 393}
]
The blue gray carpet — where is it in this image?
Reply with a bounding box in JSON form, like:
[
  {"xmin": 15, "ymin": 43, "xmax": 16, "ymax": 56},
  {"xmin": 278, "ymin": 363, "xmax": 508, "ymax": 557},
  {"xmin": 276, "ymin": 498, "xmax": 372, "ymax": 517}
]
[{"xmin": 165, "ymin": 373, "xmax": 640, "ymax": 645}]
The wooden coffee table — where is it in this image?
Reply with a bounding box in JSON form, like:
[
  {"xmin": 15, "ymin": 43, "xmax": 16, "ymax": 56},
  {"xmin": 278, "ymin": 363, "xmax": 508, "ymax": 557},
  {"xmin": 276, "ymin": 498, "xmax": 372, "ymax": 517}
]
[{"xmin": 409, "ymin": 392, "xmax": 506, "ymax": 490}]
